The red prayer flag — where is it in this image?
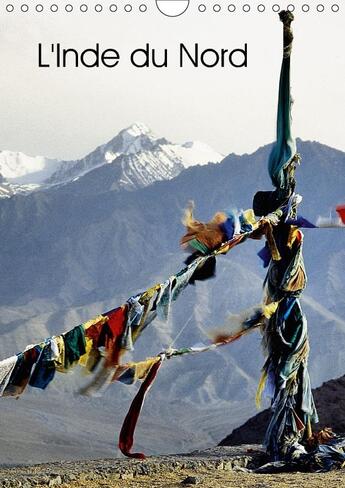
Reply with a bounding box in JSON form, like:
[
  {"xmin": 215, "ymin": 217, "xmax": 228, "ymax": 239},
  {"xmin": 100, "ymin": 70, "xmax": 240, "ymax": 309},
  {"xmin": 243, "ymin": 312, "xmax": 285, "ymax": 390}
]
[
  {"xmin": 336, "ymin": 204, "xmax": 345, "ymax": 224},
  {"xmin": 118, "ymin": 358, "xmax": 162, "ymax": 459}
]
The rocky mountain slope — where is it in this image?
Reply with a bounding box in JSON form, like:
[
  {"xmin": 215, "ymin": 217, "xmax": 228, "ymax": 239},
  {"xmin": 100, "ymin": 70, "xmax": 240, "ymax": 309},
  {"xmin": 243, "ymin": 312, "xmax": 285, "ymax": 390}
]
[
  {"xmin": 0, "ymin": 139, "xmax": 343, "ymax": 463},
  {"xmin": 0, "ymin": 173, "xmax": 40, "ymax": 199},
  {"xmin": 220, "ymin": 374, "xmax": 345, "ymax": 447}
]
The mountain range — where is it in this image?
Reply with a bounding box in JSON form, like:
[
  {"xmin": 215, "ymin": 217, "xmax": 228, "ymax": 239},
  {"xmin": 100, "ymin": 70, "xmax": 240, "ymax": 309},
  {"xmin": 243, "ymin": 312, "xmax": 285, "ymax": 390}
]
[
  {"xmin": 0, "ymin": 127, "xmax": 344, "ymax": 464},
  {"xmin": 0, "ymin": 123, "xmax": 223, "ymax": 197}
]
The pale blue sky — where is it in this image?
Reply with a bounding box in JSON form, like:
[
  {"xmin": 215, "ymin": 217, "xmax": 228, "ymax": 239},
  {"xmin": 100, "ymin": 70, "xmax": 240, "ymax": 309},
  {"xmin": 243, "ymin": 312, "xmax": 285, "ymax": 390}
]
[{"xmin": 0, "ymin": 4, "xmax": 343, "ymax": 159}]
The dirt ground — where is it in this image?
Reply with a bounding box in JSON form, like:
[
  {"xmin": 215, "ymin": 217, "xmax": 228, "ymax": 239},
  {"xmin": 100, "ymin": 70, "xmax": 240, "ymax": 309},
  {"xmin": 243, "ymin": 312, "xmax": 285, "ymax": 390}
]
[
  {"xmin": 67, "ymin": 468, "xmax": 345, "ymax": 488},
  {"xmin": 2, "ymin": 445, "xmax": 345, "ymax": 488}
]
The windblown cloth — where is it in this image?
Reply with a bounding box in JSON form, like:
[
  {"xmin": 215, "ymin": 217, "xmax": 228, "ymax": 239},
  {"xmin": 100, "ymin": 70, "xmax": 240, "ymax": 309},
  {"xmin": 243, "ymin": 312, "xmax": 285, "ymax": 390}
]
[
  {"xmin": 268, "ymin": 10, "xmax": 298, "ymax": 194},
  {"xmin": 255, "ymin": 12, "xmax": 317, "ymax": 461}
]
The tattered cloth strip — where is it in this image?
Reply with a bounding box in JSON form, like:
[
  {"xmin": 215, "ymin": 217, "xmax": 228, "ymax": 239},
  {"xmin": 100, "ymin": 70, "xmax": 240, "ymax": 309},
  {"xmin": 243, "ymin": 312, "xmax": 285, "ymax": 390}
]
[
  {"xmin": 3, "ymin": 347, "xmax": 40, "ymax": 397},
  {"xmin": 207, "ymin": 302, "xmax": 278, "ymax": 345},
  {"xmin": 180, "ymin": 202, "xmax": 257, "ymax": 260},
  {"xmin": 268, "ymin": 10, "xmax": 297, "ymax": 194},
  {"xmin": 0, "ymin": 356, "xmax": 18, "ymax": 396},
  {"xmin": 29, "ymin": 340, "xmax": 57, "ymax": 390},
  {"xmin": 337, "ymin": 204, "xmax": 345, "ymax": 224},
  {"xmin": 63, "ymin": 325, "xmax": 86, "ymax": 369},
  {"xmin": 117, "ymin": 357, "xmax": 162, "ymax": 385},
  {"xmin": 118, "ymin": 357, "xmax": 163, "ymax": 459}
]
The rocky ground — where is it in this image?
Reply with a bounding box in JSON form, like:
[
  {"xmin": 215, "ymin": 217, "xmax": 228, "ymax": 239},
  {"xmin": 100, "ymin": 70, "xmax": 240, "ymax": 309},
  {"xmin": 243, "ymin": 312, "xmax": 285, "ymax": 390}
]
[{"xmin": 1, "ymin": 446, "xmax": 345, "ymax": 488}]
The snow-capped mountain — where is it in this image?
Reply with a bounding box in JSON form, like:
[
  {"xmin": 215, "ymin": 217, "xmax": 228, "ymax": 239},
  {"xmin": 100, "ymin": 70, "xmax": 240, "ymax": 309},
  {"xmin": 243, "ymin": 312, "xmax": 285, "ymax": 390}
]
[
  {"xmin": 0, "ymin": 151, "xmax": 59, "ymax": 183},
  {"xmin": 173, "ymin": 140, "xmax": 224, "ymax": 168},
  {"xmin": 0, "ymin": 151, "xmax": 59, "ymax": 199},
  {"xmin": 0, "ymin": 123, "xmax": 223, "ymax": 198},
  {"xmin": 46, "ymin": 123, "xmax": 223, "ymax": 188}
]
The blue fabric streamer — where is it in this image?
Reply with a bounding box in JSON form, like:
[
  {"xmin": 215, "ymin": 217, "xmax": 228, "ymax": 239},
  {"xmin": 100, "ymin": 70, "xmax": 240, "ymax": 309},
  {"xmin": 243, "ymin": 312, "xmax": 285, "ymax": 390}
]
[{"xmin": 268, "ymin": 55, "xmax": 297, "ymax": 191}]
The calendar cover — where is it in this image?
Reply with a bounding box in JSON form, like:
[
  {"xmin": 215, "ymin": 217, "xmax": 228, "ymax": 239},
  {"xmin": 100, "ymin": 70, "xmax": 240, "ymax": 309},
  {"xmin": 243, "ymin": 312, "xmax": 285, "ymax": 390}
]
[{"xmin": 0, "ymin": 0, "xmax": 344, "ymax": 478}]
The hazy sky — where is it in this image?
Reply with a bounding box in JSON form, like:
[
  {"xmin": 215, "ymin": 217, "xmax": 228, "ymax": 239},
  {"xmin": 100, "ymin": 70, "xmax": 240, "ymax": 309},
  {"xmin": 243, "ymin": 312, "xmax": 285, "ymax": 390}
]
[{"xmin": 0, "ymin": 2, "xmax": 343, "ymax": 160}]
